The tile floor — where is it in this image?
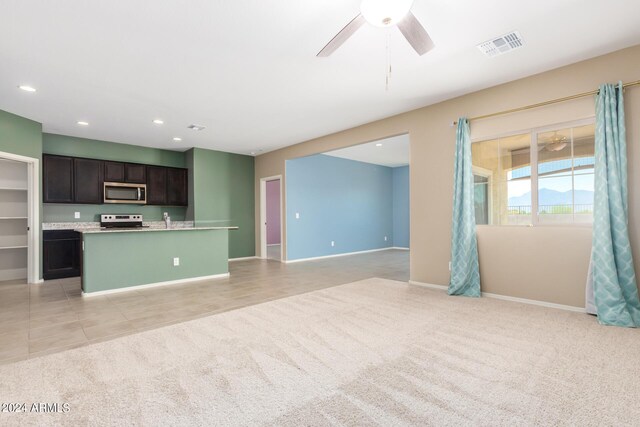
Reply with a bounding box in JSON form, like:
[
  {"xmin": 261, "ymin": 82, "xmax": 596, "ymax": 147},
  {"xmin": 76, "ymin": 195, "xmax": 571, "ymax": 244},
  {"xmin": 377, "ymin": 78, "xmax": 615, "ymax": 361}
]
[{"xmin": 0, "ymin": 249, "xmax": 408, "ymax": 365}]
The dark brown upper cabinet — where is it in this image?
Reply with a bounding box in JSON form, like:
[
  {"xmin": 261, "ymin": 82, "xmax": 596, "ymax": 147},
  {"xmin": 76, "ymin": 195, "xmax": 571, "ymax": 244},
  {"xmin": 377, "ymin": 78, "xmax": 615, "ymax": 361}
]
[
  {"xmin": 167, "ymin": 168, "xmax": 188, "ymax": 206},
  {"xmin": 43, "ymin": 155, "xmax": 74, "ymax": 203},
  {"xmin": 74, "ymin": 158, "xmax": 104, "ymax": 204},
  {"xmin": 44, "ymin": 154, "xmax": 188, "ymax": 206},
  {"xmin": 104, "ymin": 162, "xmax": 146, "ymax": 184},
  {"xmin": 125, "ymin": 163, "xmax": 146, "ymax": 183},
  {"xmin": 104, "ymin": 161, "xmax": 125, "ymax": 182},
  {"xmin": 146, "ymin": 166, "xmax": 167, "ymax": 205}
]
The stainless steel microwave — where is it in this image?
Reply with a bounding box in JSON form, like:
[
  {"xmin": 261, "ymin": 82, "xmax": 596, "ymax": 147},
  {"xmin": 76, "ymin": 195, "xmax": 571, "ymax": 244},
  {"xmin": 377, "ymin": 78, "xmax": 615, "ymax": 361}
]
[{"xmin": 103, "ymin": 182, "xmax": 147, "ymax": 204}]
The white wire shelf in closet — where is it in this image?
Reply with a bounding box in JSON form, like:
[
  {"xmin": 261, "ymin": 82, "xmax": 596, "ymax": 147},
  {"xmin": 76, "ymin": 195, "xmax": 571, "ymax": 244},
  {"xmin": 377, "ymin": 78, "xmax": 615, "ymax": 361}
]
[{"xmin": 0, "ymin": 158, "xmax": 29, "ymax": 281}]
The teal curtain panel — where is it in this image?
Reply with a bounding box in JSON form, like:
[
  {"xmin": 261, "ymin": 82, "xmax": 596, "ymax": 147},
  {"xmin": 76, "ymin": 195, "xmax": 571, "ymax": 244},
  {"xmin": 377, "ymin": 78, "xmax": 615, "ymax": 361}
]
[
  {"xmin": 591, "ymin": 83, "xmax": 640, "ymax": 327},
  {"xmin": 448, "ymin": 118, "xmax": 481, "ymax": 297}
]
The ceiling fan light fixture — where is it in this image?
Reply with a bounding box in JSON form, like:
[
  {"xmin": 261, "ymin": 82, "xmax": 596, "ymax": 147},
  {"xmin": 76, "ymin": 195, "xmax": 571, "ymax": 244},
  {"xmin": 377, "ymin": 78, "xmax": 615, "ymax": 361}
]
[
  {"xmin": 360, "ymin": 0, "xmax": 414, "ymax": 27},
  {"xmin": 545, "ymin": 142, "xmax": 567, "ymax": 152},
  {"xmin": 544, "ymin": 134, "xmax": 568, "ymax": 152}
]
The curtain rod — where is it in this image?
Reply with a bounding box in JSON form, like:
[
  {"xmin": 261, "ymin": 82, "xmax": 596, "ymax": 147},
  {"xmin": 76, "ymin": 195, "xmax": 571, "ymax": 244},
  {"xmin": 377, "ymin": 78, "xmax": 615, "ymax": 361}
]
[{"xmin": 453, "ymin": 79, "xmax": 640, "ymax": 125}]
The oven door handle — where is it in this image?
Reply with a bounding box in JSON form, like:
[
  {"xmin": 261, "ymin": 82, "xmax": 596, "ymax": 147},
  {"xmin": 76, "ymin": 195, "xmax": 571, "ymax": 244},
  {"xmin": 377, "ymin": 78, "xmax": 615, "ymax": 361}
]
[{"xmin": 137, "ymin": 187, "xmax": 141, "ymax": 201}]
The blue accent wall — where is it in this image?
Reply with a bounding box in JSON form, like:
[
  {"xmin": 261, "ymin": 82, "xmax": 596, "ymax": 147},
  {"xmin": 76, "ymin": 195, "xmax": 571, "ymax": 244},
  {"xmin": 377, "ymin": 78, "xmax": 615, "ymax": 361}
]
[
  {"xmin": 287, "ymin": 154, "xmax": 409, "ymax": 260},
  {"xmin": 392, "ymin": 166, "xmax": 410, "ymax": 248}
]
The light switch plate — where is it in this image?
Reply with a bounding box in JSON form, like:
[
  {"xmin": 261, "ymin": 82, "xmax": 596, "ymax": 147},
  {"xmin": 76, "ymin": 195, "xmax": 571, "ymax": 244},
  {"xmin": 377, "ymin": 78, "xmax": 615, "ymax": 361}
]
[
  {"xmin": 74, "ymin": 212, "xmax": 80, "ymax": 219},
  {"xmin": 295, "ymin": 212, "xmax": 300, "ymax": 219}
]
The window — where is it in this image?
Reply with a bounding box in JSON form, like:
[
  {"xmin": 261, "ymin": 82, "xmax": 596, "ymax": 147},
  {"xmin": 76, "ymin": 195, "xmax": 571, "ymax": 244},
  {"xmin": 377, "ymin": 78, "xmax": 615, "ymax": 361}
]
[
  {"xmin": 471, "ymin": 133, "xmax": 532, "ymax": 225},
  {"xmin": 471, "ymin": 121, "xmax": 595, "ymax": 226},
  {"xmin": 537, "ymin": 124, "xmax": 595, "ymax": 224},
  {"xmin": 473, "ymin": 167, "xmax": 491, "ymax": 225}
]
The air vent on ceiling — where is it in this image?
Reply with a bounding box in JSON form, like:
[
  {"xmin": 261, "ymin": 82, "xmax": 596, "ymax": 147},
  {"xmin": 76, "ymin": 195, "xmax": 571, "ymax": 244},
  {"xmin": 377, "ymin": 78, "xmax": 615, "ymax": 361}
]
[
  {"xmin": 477, "ymin": 31, "xmax": 524, "ymax": 57},
  {"xmin": 188, "ymin": 124, "xmax": 206, "ymax": 131}
]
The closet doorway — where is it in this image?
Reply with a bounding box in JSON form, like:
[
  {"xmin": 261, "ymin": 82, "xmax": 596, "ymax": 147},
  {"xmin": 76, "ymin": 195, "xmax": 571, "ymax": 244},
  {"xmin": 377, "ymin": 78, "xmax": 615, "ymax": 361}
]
[{"xmin": 0, "ymin": 151, "xmax": 39, "ymax": 284}]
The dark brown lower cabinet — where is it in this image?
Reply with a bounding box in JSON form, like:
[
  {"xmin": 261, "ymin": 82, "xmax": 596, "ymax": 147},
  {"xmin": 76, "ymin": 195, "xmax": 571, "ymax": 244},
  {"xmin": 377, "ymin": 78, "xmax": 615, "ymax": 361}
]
[{"xmin": 43, "ymin": 230, "xmax": 81, "ymax": 280}]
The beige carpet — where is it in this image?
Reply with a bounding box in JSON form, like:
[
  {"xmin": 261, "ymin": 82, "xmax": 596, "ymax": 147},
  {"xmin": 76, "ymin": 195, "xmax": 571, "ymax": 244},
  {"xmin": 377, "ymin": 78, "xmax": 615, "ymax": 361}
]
[{"xmin": 1, "ymin": 278, "xmax": 639, "ymax": 426}]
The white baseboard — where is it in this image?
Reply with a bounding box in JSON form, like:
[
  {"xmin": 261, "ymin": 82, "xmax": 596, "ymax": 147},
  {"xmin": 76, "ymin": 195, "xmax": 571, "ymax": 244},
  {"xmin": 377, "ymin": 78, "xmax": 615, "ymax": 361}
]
[
  {"xmin": 408, "ymin": 280, "xmax": 586, "ymax": 313},
  {"xmin": 482, "ymin": 291, "xmax": 586, "ymax": 313},
  {"xmin": 0, "ymin": 268, "xmax": 27, "ymax": 282},
  {"xmin": 285, "ymin": 247, "xmax": 395, "ymax": 264},
  {"xmin": 229, "ymin": 256, "xmax": 258, "ymax": 262},
  {"xmin": 82, "ymin": 273, "xmax": 230, "ymax": 297},
  {"xmin": 391, "ymin": 247, "xmax": 410, "ymax": 251}
]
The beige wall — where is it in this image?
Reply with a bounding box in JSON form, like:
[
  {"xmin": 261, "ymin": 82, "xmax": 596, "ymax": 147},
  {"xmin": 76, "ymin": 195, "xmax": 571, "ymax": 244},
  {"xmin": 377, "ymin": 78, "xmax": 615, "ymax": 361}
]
[{"xmin": 255, "ymin": 45, "xmax": 640, "ymax": 308}]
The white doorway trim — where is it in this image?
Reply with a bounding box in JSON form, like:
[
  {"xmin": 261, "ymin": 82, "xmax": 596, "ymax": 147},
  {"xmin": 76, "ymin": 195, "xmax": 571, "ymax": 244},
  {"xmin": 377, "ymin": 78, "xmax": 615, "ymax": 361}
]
[
  {"xmin": 259, "ymin": 175, "xmax": 283, "ymax": 261},
  {"xmin": 0, "ymin": 150, "xmax": 40, "ymax": 284}
]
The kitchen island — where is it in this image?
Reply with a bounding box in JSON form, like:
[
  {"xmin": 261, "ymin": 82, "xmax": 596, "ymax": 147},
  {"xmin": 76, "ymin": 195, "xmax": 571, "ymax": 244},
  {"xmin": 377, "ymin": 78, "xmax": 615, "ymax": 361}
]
[{"xmin": 77, "ymin": 226, "xmax": 238, "ymax": 295}]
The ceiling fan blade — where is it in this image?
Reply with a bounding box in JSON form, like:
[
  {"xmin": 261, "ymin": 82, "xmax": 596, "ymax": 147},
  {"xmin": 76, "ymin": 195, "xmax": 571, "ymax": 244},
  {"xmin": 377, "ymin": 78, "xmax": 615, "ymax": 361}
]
[
  {"xmin": 397, "ymin": 11, "xmax": 435, "ymax": 56},
  {"xmin": 317, "ymin": 14, "xmax": 366, "ymax": 57}
]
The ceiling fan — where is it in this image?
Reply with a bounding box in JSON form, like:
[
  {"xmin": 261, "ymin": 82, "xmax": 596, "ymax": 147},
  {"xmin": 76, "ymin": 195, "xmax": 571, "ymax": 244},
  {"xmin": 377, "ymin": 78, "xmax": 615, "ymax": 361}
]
[
  {"xmin": 542, "ymin": 132, "xmax": 569, "ymax": 152},
  {"xmin": 317, "ymin": 0, "xmax": 434, "ymax": 57}
]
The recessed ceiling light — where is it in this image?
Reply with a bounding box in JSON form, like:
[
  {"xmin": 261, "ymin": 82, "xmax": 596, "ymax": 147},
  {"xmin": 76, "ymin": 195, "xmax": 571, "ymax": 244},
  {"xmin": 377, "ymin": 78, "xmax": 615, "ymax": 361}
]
[
  {"xmin": 187, "ymin": 124, "xmax": 206, "ymax": 131},
  {"xmin": 250, "ymin": 151, "xmax": 256, "ymax": 155},
  {"xmin": 153, "ymin": 119, "xmax": 164, "ymax": 125},
  {"xmin": 173, "ymin": 137, "xmax": 182, "ymax": 142},
  {"xmin": 376, "ymin": 143, "xmax": 383, "ymax": 147},
  {"xmin": 18, "ymin": 85, "xmax": 36, "ymax": 92},
  {"xmin": 77, "ymin": 121, "xmax": 89, "ymax": 126}
]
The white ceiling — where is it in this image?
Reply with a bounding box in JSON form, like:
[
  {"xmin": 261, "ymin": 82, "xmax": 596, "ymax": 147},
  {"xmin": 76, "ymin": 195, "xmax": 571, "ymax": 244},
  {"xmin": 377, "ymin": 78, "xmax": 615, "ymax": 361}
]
[
  {"xmin": 1, "ymin": 1, "xmax": 640, "ymax": 156},
  {"xmin": 324, "ymin": 134, "xmax": 409, "ymax": 167}
]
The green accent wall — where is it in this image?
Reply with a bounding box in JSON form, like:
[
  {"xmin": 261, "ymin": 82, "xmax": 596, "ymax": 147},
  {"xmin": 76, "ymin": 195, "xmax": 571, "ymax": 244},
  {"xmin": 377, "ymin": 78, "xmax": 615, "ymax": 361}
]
[
  {"xmin": 42, "ymin": 204, "xmax": 187, "ymax": 223},
  {"xmin": 0, "ymin": 110, "xmax": 43, "ymax": 160},
  {"xmin": 81, "ymin": 229, "xmax": 229, "ymax": 293},
  {"xmin": 0, "ymin": 109, "xmax": 43, "ymax": 279},
  {"xmin": 42, "ymin": 133, "xmax": 188, "ymax": 222},
  {"xmin": 43, "ymin": 133, "xmax": 185, "ymax": 167},
  {"xmin": 188, "ymin": 148, "xmax": 255, "ymax": 258}
]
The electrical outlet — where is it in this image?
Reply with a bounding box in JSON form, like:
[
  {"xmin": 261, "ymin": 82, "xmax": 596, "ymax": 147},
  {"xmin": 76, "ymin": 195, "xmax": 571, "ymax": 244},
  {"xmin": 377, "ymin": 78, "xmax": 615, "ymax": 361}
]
[
  {"xmin": 331, "ymin": 241, "xmax": 335, "ymax": 247},
  {"xmin": 74, "ymin": 212, "xmax": 80, "ymax": 219},
  {"xmin": 295, "ymin": 212, "xmax": 300, "ymax": 219},
  {"xmin": 173, "ymin": 257, "xmax": 180, "ymax": 267},
  {"xmin": 384, "ymin": 236, "xmax": 388, "ymax": 241}
]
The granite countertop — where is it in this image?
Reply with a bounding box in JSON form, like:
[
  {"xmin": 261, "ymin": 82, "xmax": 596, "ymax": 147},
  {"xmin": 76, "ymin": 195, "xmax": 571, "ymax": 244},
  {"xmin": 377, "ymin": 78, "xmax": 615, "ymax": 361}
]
[
  {"xmin": 43, "ymin": 221, "xmax": 195, "ymax": 230},
  {"xmin": 75, "ymin": 226, "xmax": 238, "ymax": 234}
]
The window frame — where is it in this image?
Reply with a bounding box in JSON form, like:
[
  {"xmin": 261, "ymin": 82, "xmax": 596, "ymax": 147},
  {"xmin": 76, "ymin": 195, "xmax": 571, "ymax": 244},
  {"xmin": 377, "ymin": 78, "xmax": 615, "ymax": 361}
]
[{"xmin": 471, "ymin": 117, "xmax": 595, "ymax": 228}]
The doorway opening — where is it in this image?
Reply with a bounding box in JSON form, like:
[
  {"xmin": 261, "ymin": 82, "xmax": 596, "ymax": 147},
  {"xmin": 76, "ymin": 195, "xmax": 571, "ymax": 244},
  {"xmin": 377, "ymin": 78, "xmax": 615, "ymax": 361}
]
[
  {"xmin": 284, "ymin": 134, "xmax": 409, "ymax": 276},
  {"xmin": 260, "ymin": 175, "xmax": 283, "ymax": 261},
  {"xmin": 0, "ymin": 151, "xmax": 40, "ymax": 284}
]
